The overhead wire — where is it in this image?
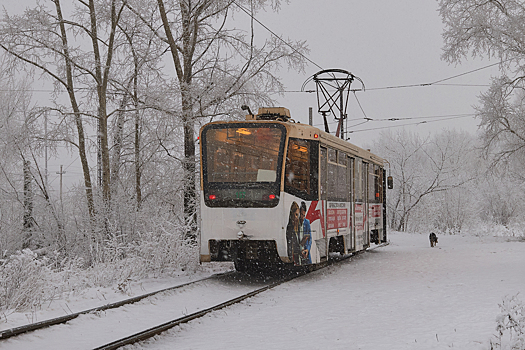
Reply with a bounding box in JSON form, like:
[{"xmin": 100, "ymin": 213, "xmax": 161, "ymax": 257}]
[
  {"xmin": 232, "ymin": 1, "xmax": 324, "ymax": 71},
  {"xmin": 346, "ymin": 114, "xmax": 475, "ymax": 134},
  {"xmin": 5, "ymin": 3, "xmax": 506, "ymax": 138}
]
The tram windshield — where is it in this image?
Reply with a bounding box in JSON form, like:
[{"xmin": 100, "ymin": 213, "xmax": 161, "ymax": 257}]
[{"xmin": 201, "ymin": 123, "xmax": 286, "ymax": 207}]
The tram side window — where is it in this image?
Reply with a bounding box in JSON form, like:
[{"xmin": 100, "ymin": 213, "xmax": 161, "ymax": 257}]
[
  {"xmin": 368, "ymin": 165, "xmax": 383, "ymax": 203},
  {"xmin": 320, "ymin": 147, "xmax": 327, "ymax": 200},
  {"xmin": 327, "ymin": 148, "xmax": 337, "ymax": 199},
  {"xmin": 355, "ymin": 160, "xmax": 363, "ymax": 203},
  {"xmin": 285, "ymin": 138, "xmax": 319, "ymax": 201},
  {"xmin": 348, "ymin": 157, "xmax": 354, "ymax": 201},
  {"xmin": 362, "ymin": 162, "xmax": 368, "ymax": 203},
  {"xmin": 325, "ymin": 148, "xmax": 349, "ymax": 202},
  {"xmin": 337, "ymin": 152, "xmax": 348, "ymax": 201}
]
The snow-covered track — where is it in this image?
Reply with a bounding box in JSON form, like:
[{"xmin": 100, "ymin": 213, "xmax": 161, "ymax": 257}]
[
  {"xmin": 92, "ymin": 245, "xmax": 389, "ymax": 350},
  {"xmin": 92, "ymin": 274, "xmax": 295, "ymax": 350},
  {"xmin": 0, "ymin": 270, "xmax": 235, "ymax": 340}
]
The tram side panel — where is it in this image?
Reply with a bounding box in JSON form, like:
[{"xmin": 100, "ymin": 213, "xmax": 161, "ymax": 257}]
[{"xmin": 281, "ymin": 194, "xmax": 325, "ymax": 265}]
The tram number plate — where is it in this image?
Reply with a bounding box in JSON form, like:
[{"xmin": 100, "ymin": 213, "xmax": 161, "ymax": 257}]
[
  {"xmin": 235, "ymin": 191, "xmax": 246, "ymax": 199},
  {"xmin": 245, "ymin": 242, "xmax": 258, "ymax": 259}
]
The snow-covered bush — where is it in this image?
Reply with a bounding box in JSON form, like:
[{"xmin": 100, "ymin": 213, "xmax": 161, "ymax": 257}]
[
  {"xmin": 127, "ymin": 219, "xmax": 199, "ymax": 276},
  {"xmin": 490, "ymin": 295, "xmax": 525, "ymax": 350},
  {"xmin": 474, "ymin": 222, "xmax": 525, "ymax": 239},
  {"xmin": 0, "ymin": 250, "xmax": 55, "ymax": 315}
]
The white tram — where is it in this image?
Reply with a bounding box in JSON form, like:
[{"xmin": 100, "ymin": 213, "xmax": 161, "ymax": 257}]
[{"xmin": 199, "ymin": 107, "xmax": 387, "ymax": 271}]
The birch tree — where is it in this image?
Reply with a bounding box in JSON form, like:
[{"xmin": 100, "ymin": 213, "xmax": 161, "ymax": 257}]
[{"xmin": 0, "ymin": 0, "xmax": 131, "ymax": 230}]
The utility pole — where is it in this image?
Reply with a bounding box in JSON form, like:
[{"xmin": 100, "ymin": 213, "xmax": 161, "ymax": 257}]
[
  {"xmin": 56, "ymin": 165, "xmax": 66, "ymax": 216},
  {"xmin": 44, "ymin": 110, "xmax": 48, "ymax": 188},
  {"xmin": 309, "ymin": 107, "xmax": 313, "ymax": 126}
]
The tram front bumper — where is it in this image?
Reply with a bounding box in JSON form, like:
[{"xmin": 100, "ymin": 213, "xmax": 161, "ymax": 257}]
[{"xmin": 207, "ymin": 239, "xmax": 282, "ymax": 263}]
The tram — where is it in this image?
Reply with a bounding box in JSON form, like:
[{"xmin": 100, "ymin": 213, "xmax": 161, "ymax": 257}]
[{"xmin": 199, "ymin": 107, "xmax": 387, "ymax": 271}]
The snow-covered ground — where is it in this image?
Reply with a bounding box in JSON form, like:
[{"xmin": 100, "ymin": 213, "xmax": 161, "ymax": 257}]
[
  {"xmin": 134, "ymin": 232, "xmax": 525, "ymax": 350},
  {"xmin": 2, "ymin": 232, "xmax": 525, "ymax": 349}
]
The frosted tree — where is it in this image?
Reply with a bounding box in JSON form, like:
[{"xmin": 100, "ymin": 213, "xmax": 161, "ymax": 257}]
[
  {"xmin": 439, "ymin": 0, "xmax": 525, "ymax": 169},
  {"xmin": 0, "ymin": 0, "xmax": 135, "ymax": 226},
  {"xmin": 374, "ymin": 129, "xmax": 476, "ymax": 232},
  {"xmin": 138, "ymin": 0, "xmax": 308, "ymax": 241}
]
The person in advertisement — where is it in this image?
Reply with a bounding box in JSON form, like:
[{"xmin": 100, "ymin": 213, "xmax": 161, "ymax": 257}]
[
  {"xmin": 299, "ymin": 201, "xmax": 312, "ymax": 264},
  {"xmin": 286, "ymin": 201, "xmax": 302, "ymax": 265}
]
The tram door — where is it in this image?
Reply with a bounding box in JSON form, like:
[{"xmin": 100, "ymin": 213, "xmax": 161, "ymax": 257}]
[
  {"xmin": 354, "ymin": 160, "xmax": 369, "ymax": 249},
  {"xmin": 346, "ymin": 157, "xmax": 354, "ymax": 252},
  {"xmin": 362, "ymin": 162, "xmax": 369, "ymax": 247},
  {"xmin": 369, "ymin": 164, "xmax": 384, "ymax": 244},
  {"xmin": 319, "ymin": 147, "xmax": 328, "ymax": 258}
]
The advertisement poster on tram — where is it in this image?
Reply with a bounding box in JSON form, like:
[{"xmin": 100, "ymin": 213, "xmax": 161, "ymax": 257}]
[
  {"xmin": 326, "ymin": 202, "xmax": 349, "ymax": 232},
  {"xmin": 355, "ymin": 203, "xmax": 364, "ymax": 247},
  {"xmin": 286, "ymin": 200, "xmax": 321, "ymax": 266}
]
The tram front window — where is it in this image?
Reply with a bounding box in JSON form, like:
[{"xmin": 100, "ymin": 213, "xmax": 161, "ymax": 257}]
[{"xmin": 202, "ymin": 123, "xmax": 286, "ymax": 207}]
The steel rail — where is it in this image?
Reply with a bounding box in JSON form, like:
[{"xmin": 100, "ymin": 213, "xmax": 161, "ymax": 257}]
[
  {"xmin": 93, "ymin": 242, "xmax": 389, "ymax": 350},
  {"xmin": 0, "ymin": 270, "xmax": 235, "ymax": 340},
  {"xmin": 92, "ymin": 270, "xmax": 304, "ymax": 350},
  {"xmin": 1, "ymin": 242, "xmax": 389, "ymax": 346}
]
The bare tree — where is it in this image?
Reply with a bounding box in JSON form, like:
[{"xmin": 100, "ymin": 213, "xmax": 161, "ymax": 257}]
[
  {"xmin": 143, "ymin": 0, "xmax": 308, "ymax": 241},
  {"xmin": 439, "ymin": 0, "xmax": 525, "ymax": 168},
  {"xmin": 374, "ymin": 129, "xmax": 476, "ymax": 232},
  {"xmin": 0, "ymin": 0, "xmax": 135, "ymax": 229}
]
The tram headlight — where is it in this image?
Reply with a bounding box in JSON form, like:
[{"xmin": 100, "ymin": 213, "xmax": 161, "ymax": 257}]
[{"xmin": 236, "ymin": 220, "xmax": 246, "ymax": 229}]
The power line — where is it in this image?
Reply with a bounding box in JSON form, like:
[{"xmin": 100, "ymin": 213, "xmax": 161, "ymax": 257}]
[
  {"xmin": 347, "ymin": 112, "xmax": 476, "ymax": 123},
  {"xmin": 233, "ymin": 1, "xmax": 324, "ymax": 71},
  {"xmin": 365, "ymin": 60, "xmax": 507, "ymax": 92},
  {"xmin": 315, "ymin": 112, "xmax": 476, "ymax": 128},
  {"xmin": 346, "ymin": 114, "xmax": 475, "ymax": 134}
]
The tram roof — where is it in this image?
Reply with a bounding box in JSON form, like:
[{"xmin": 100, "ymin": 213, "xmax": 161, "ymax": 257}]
[
  {"xmin": 286, "ymin": 122, "xmax": 384, "ymax": 167},
  {"xmin": 201, "ymin": 118, "xmax": 384, "ymax": 167}
]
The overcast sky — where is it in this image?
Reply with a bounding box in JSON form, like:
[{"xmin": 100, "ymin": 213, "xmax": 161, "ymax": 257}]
[
  {"xmin": 4, "ymin": 0, "xmax": 501, "ymax": 188},
  {"xmin": 256, "ymin": 0, "xmax": 500, "ymax": 146}
]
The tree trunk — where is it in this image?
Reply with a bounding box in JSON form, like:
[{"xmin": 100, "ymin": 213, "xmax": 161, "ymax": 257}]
[
  {"xmin": 54, "ymin": 0, "xmax": 95, "ymax": 219},
  {"xmin": 182, "ymin": 96, "xmax": 197, "ymax": 241},
  {"xmin": 22, "ymin": 160, "xmax": 33, "ymax": 249},
  {"xmin": 157, "ymin": 0, "xmax": 198, "ymax": 242}
]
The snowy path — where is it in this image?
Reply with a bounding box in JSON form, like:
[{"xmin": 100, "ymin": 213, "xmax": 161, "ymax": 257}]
[{"xmin": 132, "ymin": 233, "xmax": 525, "ymax": 350}]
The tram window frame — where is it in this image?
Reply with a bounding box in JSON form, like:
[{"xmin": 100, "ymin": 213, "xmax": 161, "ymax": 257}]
[
  {"xmin": 320, "ymin": 147, "xmax": 327, "ymax": 200},
  {"xmin": 368, "ymin": 164, "xmax": 383, "ymax": 204},
  {"xmin": 325, "ymin": 147, "xmax": 350, "ymax": 202},
  {"xmin": 284, "ymin": 138, "xmax": 319, "ymax": 201},
  {"xmin": 201, "ymin": 122, "xmax": 287, "ymax": 208}
]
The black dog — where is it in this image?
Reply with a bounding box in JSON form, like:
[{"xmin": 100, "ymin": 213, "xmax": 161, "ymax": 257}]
[{"xmin": 429, "ymin": 232, "xmax": 438, "ymax": 247}]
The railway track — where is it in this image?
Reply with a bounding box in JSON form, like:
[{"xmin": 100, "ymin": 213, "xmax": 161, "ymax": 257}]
[
  {"xmin": 94, "ymin": 242, "xmax": 389, "ymax": 350},
  {"xmin": 0, "ymin": 270, "xmax": 235, "ymax": 340},
  {"xmin": 1, "ymin": 242, "xmax": 388, "ymax": 349}
]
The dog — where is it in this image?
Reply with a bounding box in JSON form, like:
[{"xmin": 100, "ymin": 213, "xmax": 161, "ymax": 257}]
[{"xmin": 429, "ymin": 232, "xmax": 438, "ymax": 247}]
